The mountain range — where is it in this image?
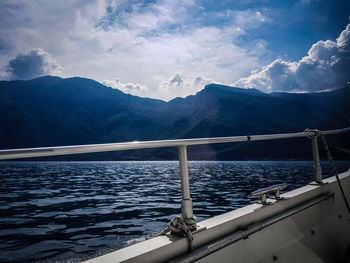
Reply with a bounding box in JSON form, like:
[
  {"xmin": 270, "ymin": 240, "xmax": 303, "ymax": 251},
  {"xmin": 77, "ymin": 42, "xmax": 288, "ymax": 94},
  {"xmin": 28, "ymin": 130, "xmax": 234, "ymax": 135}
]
[{"xmin": 0, "ymin": 76, "xmax": 349, "ymax": 160}]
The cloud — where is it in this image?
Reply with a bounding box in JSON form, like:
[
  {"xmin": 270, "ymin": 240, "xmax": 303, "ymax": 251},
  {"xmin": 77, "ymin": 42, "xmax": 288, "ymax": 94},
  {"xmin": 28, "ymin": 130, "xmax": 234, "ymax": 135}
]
[
  {"xmin": 194, "ymin": 76, "xmax": 208, "ymax": 86},
  {"xmin": 169, "ymin": 73, "xmax": 183, "ymax": 86},
  {"xmin": 0, "ymin": 0, "xmax": 267, "ymax": 99},
  {"xmin": 231, "ymin": 10, "xmax": 271, "ymax": 30},
  {"xmin": 97, "ymin": 0, "xmax": 198, "ymax": 36},
  {"xmin": 5, "ymin": 48, "xmax": 62, "ymax": 80},
  {"xmin": 102, "ymin": 78, "xmax": 148, "ymax": 96},
  {"xmin": 234, "ymin": 24, "xmax": 350, "ymax": 92},
  {"xmin": 159, "ymin": 74, "xmax": 212, "ymax": 100}
]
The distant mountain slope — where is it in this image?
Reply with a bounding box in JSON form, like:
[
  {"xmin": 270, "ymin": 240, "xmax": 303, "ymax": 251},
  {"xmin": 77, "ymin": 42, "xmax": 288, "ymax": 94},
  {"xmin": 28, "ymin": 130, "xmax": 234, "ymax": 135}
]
[
  {"xmin": 0, "ymin": 76, "xmax": 349, "ymax": 160},
  {"xmin": 165, "ymin": 83, "xmax": 349, "ymax": 136},
  {"xmin": 0, "ymin": 76, "xmax": 167, "ymax": 149}
]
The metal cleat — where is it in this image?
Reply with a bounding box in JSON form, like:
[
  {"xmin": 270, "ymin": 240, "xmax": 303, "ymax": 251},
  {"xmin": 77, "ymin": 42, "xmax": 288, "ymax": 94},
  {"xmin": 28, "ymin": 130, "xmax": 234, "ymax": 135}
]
[{"xmin": 250, "ymin": 183, "xmax": 287, "ymax": 204}]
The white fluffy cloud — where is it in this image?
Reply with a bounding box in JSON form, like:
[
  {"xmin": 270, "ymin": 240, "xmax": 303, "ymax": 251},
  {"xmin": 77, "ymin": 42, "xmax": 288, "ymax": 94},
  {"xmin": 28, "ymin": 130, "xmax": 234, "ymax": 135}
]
[
  {"xmin": 234, "ymin": 24, "xmax": 350, "ymax": 92},
  {"xmin": 169, "ymin": 74, "xmax": 184, "ymax": 86},
  {"xmin": 6, "ymin": 49, "xmax": 62, "ymax": 80},
  {"xmin": 158, "ymin": 74, "xmax": 213, "ymax": 100},
  {"xmin": 102, "ymin": 78, "xmax": 149, "ymax": 96}
]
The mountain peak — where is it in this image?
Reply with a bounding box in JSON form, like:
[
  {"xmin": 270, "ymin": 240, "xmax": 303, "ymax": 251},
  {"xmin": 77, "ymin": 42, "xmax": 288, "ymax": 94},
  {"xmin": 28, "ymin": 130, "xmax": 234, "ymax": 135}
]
[
  {"xmin": 203, "ymin": 83, "xmax": 265, "ymax": 96},
  {"xmin": 29, "ymin": 75, "xmax": 63, "ymax": 81}
]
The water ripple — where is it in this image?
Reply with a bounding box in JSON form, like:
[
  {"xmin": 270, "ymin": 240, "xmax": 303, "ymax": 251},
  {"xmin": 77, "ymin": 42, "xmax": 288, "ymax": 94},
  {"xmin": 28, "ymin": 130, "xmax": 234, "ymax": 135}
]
[{"xmin": 0, "ymin": 161, "xmax": 349, "ymax": 262}]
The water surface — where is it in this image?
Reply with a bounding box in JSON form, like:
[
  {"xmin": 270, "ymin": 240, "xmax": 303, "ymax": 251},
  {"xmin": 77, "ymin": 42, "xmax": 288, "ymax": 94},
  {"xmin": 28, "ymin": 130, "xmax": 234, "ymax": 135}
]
[{"xmin": 0, "ymin": 161, "xmax": 349, "ymax": 262}]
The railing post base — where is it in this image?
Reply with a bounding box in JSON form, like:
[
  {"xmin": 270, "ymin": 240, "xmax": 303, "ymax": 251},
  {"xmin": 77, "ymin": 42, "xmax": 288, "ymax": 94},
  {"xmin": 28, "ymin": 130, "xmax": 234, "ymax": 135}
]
[
  {"xmin": 181, "ymin": 199, "xmax": 194, "ymax": 219},
  {"xmin": 310, "ymin": 131, "xmax": 322, "ymax": 184}
]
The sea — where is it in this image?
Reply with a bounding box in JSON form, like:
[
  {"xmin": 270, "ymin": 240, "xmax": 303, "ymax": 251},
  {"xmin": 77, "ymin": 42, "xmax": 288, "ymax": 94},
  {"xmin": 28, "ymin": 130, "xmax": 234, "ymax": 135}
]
[{"xmin": 0, "ymin": 161, "xmax": 349, "ymax": 262}]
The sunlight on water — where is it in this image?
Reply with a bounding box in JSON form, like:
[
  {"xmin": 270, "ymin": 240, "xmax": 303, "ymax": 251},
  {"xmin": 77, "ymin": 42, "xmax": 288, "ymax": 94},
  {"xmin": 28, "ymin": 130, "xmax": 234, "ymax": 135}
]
[{"xmin": 0, "ymin": 161, "xmax": 349, "ymax": 262}]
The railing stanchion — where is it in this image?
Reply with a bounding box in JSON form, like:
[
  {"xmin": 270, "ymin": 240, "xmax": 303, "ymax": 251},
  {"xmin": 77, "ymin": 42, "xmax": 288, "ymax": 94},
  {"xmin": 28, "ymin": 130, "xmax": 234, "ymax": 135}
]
[
  {"xmin": 178, "ymin": 145, "xmax": 195, "ymax": 223},
  {"xmin": 311, "ymin": 134, "xmax": 322, "ymax": 183}
]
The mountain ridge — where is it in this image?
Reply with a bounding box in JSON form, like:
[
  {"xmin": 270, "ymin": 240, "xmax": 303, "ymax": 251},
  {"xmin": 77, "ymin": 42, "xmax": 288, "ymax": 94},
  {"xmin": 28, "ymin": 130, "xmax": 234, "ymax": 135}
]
[{"xmin": 1, "ymin": 76, "xmax": 349, "ymax": 160}]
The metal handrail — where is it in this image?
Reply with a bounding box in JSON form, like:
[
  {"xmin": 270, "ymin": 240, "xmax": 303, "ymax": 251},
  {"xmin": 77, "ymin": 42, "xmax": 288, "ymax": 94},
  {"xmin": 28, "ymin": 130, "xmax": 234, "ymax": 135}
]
[
  {"xmin": 0, "ymin": 127, "xmax": 349, "ymax": 160},
  {"xmin": 0, "ymin": 127, "xmax": 349, "ymax": 229}
]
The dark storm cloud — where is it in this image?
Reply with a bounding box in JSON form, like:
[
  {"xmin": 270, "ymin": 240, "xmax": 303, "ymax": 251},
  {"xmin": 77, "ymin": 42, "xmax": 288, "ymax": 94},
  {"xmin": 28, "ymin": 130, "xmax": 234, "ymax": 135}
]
[{"xmin": 6, "ymin": 49, "xmax": 61, "ymax": 80}]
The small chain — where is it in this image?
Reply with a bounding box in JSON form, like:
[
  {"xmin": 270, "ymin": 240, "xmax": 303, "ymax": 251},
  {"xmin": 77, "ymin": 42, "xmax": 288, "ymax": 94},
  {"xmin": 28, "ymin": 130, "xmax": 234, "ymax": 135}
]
[
  {"xmin": 320, "ymin": 134, "xmax": 338, "ymax": 178},
  {"xmin": 320, "ymin": 133, "xmax": 350, "ymax": 215}
]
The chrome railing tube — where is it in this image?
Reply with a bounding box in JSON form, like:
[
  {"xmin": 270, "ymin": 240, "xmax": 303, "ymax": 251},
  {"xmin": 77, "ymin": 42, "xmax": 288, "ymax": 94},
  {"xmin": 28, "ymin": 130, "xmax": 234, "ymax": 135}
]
[
  {"xmin": 178, "ymin": 145, "xmax": 194, "ymax": 222},
  {"xmin": 0, "ymin": 127, "xmax": 349, "ymax": 160}
]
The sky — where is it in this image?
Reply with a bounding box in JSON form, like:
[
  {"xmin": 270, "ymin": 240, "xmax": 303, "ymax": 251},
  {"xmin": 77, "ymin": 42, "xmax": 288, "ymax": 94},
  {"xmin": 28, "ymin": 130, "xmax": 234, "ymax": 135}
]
[{"xmin": 0, "ymin": 0, "xmax": 349, "ymax": 101}]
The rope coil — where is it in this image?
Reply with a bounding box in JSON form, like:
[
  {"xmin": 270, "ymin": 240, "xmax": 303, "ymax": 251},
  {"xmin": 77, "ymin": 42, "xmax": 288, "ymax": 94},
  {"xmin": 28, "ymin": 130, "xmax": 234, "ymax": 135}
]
[
  {"xmin": 158, "ymin": 216, "xmax": 197, "ymax": 251},
  {"xmin": 304, "ymin": 128, "xmax": 321, "ymax": 138}
]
